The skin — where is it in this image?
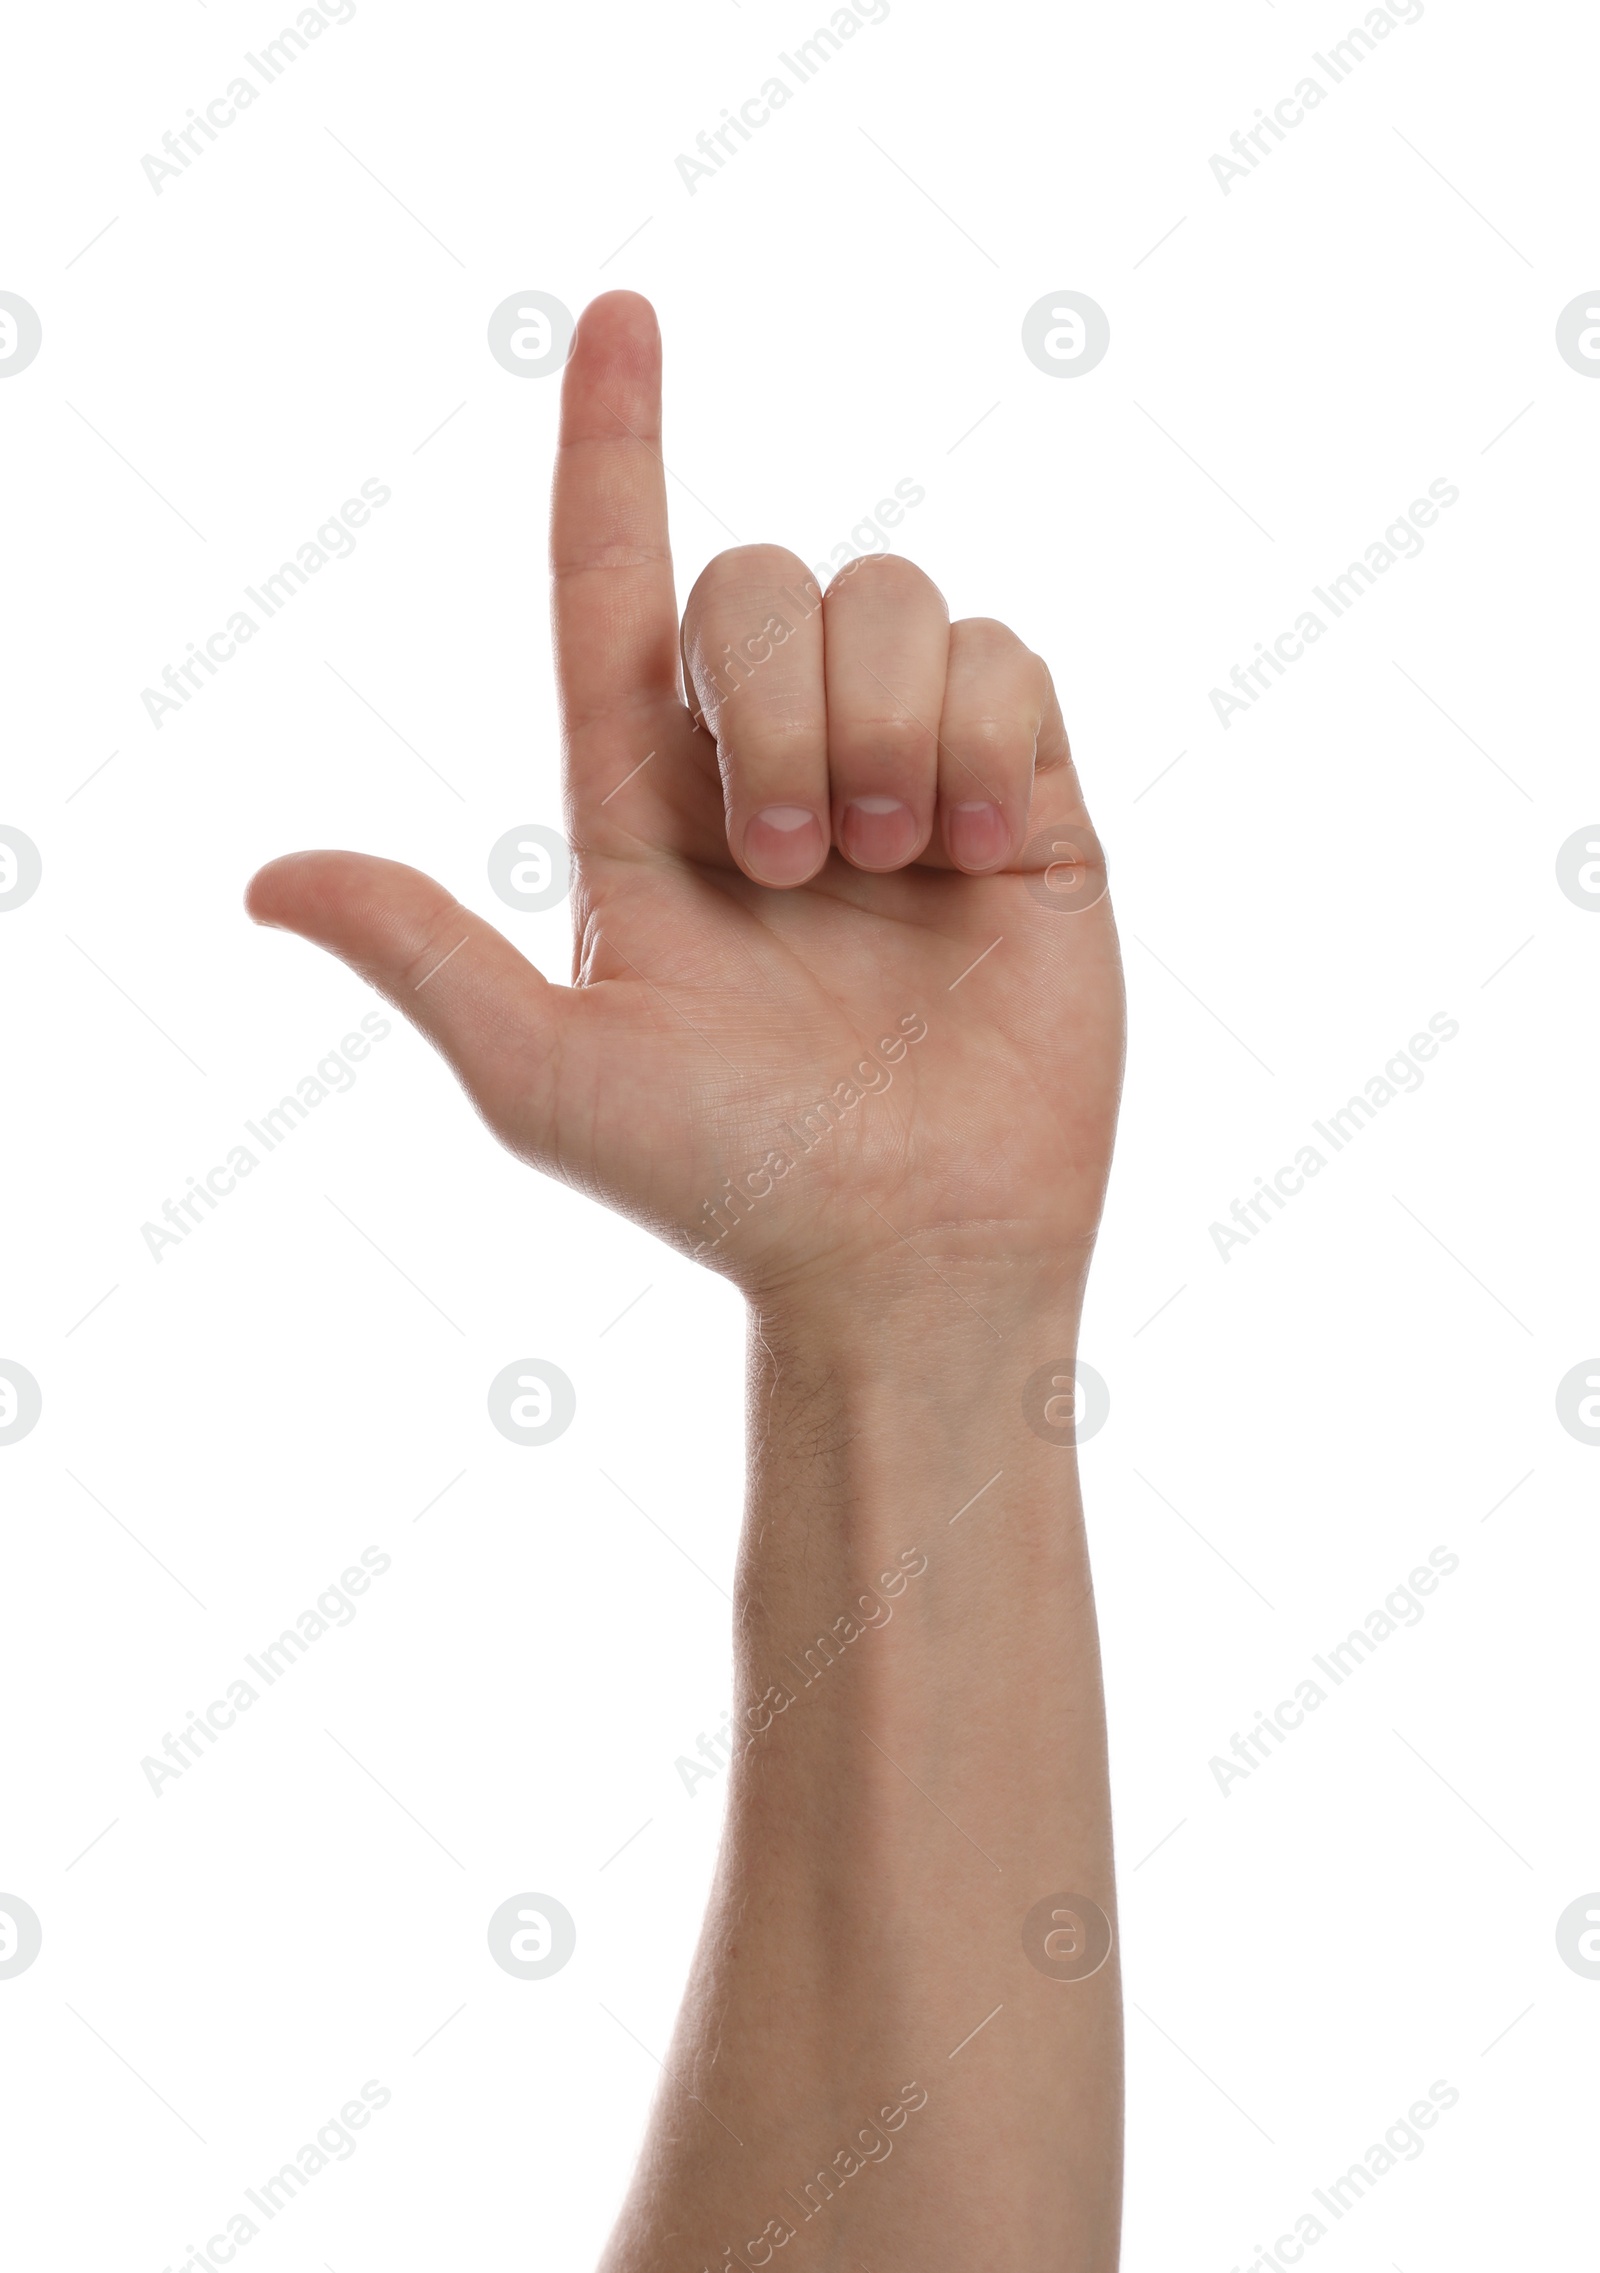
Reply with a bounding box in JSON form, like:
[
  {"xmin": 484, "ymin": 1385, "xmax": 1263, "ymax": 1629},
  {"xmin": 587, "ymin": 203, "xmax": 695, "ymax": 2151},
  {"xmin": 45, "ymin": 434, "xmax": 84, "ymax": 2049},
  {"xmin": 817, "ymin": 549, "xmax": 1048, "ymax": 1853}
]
[{"xmin": 248, "ymin": 292, "xmax": 1127, "ymax": 2269}]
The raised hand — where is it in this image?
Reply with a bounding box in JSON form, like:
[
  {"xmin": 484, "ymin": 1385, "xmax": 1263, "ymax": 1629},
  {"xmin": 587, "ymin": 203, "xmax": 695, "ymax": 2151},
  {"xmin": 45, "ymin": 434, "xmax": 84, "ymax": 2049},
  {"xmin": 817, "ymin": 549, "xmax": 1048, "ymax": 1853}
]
[
  {"xmin": 247, "ymin": 292, "xmax": 1124, "ymax": 1308},
  {"xmin": 251, "ymin": 291, "xmax": 1128, "ymax": 2269}
]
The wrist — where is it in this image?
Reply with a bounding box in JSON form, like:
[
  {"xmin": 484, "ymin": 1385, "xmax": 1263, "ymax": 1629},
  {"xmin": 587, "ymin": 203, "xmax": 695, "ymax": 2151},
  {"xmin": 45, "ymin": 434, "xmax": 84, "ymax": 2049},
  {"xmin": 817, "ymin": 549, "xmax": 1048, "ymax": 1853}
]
[
  {"xmin": 748, "ymin": 1239, "xmax": 1091, "ymax": 1371},
  {"xmin": 734, "ymin": 1251, "xmax": 1098, "ymax": 1609},
  {"xmin": 725, "ymin": 1229, "xmax": 1113, "ymax": 1905}
]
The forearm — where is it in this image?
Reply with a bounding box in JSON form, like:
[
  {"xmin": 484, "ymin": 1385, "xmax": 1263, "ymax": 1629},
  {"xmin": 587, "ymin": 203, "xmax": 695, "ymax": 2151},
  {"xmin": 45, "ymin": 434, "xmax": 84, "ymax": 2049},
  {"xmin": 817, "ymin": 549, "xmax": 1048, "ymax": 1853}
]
[
  {"xmin": 247, "ymin": 290, "xmax": 1127, "ymax": 2269},
  {"xmin": 601, "ymin": 1261, "xmax": 1123, "ymax": 2271}
]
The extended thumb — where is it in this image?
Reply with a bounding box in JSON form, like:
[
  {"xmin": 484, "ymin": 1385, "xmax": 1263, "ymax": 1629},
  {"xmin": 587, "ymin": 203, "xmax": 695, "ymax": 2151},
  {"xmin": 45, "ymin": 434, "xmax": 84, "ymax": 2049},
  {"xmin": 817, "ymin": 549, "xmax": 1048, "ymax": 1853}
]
[{"xmin": 246, "ymin": 849, "xmax": 566, "ymax": 1165}]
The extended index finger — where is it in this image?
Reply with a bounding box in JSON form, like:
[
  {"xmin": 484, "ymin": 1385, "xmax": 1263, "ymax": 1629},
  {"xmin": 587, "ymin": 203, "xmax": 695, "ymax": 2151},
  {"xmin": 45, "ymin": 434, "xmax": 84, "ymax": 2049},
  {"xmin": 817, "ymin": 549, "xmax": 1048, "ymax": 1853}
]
[{"xmin": 550, "ymin": 293, "xmax": 682, "ymax": 817}]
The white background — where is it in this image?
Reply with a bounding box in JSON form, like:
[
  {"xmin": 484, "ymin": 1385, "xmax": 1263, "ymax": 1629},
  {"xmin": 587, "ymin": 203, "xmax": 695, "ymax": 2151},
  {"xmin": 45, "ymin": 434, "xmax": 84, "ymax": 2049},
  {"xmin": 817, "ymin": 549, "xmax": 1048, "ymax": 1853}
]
[{"xmin": 2, "ymin": 0, "xmax": 1596, "ymax": 2266}]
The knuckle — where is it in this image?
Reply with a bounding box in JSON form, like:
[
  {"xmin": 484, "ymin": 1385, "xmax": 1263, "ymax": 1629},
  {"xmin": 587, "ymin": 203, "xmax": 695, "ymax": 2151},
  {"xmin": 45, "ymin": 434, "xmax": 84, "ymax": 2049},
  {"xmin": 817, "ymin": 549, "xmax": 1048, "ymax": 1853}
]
[
  {"xmin": 693, "ymin": 627, "xmax": 820, "ymax": 734},
  {"xmin": 719, "ymin": 714, "xmax": 825, "ymax": 774},
  {"xmin": 950, "ymin": 613, "xmax": 1022, "ymax": 657},
  {"xmin": 550, "ymin": 542, "xmax": 671, "ymax": 583},
  {"xmin": 946, "ymin": 714, "xmax": 1036, "ymax": 773},
  {"xmin": 830, "ymin": 708, "xmax": 938, "ymax": 776},
  {"xmin": 827, "ymin": 551, "xmax": 944, "ymax": 610},
  {"xmin": 690, "ymin": 543, "xmax": 815, "ymax": 608}
]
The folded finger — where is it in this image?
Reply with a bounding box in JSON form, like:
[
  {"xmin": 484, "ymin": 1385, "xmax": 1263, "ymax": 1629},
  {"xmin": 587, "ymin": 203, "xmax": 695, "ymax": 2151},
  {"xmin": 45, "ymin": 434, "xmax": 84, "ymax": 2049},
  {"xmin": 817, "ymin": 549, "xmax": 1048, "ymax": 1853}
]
[
  {"xmin": 822, "ymin": 555, "xmax": 949, "ymax": 872},
  {"xmin": 681, "ymin": 545, "xmax": 828, "ymax": 887},
  {"xmin": 936, "ymin": 618, "xmax": 1049, "ymax": 874}
]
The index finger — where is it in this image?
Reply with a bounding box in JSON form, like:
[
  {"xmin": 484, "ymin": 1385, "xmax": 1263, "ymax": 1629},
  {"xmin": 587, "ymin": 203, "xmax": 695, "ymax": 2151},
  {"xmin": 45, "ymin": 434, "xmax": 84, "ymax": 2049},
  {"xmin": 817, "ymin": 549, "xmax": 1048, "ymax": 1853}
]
[{"xmin": 550, "ymin": 293, "xmax": 682, "ymax": 820}]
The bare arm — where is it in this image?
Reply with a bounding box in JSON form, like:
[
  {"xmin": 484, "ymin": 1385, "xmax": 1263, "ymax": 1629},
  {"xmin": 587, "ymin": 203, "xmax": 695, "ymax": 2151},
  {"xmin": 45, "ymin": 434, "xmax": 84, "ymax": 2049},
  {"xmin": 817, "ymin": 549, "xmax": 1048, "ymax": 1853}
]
[
  {"xmin": 246, "ymin": 290, "xmax": 1126, "ymax": 2268},
  {"xmin": 600, "ymin": 1271, "xmax": 1122, "ymax": 2269}
]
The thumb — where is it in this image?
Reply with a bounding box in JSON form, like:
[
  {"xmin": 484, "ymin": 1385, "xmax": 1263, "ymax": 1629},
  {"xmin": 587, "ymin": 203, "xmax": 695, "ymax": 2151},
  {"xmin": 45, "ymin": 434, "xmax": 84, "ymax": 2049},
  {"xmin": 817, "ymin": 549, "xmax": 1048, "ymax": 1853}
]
[{"xmin": 245, "ymin": 850, "xmax": 568, "ymax": 1167}]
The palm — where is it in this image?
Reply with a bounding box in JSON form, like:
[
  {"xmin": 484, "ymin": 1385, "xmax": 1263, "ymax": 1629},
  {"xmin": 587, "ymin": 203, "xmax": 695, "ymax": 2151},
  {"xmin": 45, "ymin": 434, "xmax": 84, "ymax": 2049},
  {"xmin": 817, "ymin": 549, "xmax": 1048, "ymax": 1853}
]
[{"xmin": 250, "ymin": 297, "xmax": 1123, "ymax": 1302}]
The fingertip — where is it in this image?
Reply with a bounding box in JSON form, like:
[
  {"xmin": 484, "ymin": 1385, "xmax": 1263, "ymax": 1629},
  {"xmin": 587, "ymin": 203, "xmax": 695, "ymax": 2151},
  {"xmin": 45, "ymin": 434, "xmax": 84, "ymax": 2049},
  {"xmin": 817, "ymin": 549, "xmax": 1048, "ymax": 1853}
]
[
  {"xmin": 741, "ymin": 806, "xmax": 828, "ymax": 889},
  {"xmin": 244, "ymin": 851, "xmax": 300, "ymax": 927},
  {"xmin": 944, "ymin": 801, "xmax": 1012, "ymax": 874},
  {"xmin": 242, "ymin": 849, "xmax": 409, "ymax": 941},
  {"xmin": 576, "ymin": 289, "xmax": 659, "ymax": 343},
  {"xmin": 564, "ymin": 292, "xmax": 663, "ymax": 438},
  {"xmin": 244, "ymin": 848, "xmax": 342, "ymax": 930},
  {"xmin": 838, "ymin": 796, "xmax": 924, "ymax": 873}
]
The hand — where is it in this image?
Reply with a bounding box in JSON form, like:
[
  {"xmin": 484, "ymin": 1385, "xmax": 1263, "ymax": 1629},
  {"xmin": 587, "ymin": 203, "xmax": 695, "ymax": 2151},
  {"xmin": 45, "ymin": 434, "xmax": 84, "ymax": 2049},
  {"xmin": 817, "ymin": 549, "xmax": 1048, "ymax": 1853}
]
[{"xmin": 247, "ymin": 293, "xmax": 1125, "ymax": 1308}]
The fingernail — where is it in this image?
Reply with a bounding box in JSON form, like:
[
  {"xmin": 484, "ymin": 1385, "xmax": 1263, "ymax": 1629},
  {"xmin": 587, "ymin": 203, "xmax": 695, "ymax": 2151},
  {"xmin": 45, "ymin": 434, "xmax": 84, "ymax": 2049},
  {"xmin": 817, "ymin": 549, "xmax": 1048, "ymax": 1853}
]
[
  {"xmin": 743, "ymin": 805, "xmax": 824, "ymax": 886},
  {"xmin": 947, "ymin": 801, "xmax": 1009, "ymax": 872},
  {"xmin": 841, "ymin": 795, "xmax": 918, "ymax": 870}
]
